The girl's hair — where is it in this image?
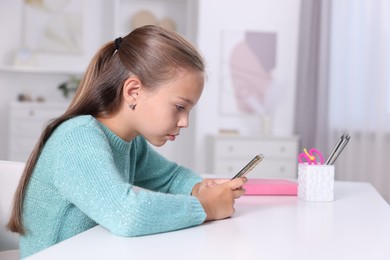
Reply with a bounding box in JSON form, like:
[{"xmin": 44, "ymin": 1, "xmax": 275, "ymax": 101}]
[{"xmin": 7, "ymin": 25, "xmax": 205, "ymax": 234}]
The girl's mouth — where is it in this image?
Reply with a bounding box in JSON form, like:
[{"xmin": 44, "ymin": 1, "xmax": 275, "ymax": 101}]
[{"xmin": 167, "ymin": 134, "xmax": 178, "ymax": 141}]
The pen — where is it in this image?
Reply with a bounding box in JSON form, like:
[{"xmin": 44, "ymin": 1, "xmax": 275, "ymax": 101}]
[
  {"xmin": 328, "ymin": 135, "xmax": 350, "ymax": 165},
  {"xmin": 325, "ymin": 134, "xmax": 345, "ymax": 165}
]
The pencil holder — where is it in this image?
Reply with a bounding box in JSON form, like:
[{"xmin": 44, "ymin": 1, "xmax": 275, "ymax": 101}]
[{"xmin": 297, "ymin": 163, "xmax": 335, "ymax": 202}]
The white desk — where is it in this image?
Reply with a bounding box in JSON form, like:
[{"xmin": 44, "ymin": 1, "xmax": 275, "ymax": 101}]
[{"xmin": 25, "ymin": 182, "xmax": 390, "ymax": 260}]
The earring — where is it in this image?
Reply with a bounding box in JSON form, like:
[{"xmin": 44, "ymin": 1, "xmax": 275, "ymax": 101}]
[{"xmin": 129, "ymin": 104, "xmax": 136, "ymax": 110}]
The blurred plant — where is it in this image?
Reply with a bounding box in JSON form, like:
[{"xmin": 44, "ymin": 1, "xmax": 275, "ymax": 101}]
[{"xmin": 58, "ymin": 76, "xmax": 80, "ymax": 98}]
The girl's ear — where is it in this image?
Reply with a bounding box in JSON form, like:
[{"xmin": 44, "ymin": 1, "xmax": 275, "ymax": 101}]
[{"xmin": 123, "ymin": 76, "xmax": 141, "ymax": 104}]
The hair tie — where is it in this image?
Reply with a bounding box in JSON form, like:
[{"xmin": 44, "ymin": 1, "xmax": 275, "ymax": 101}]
[{"xmin": 115, "ymin": 37, "xmax": 123, "ymax": 50}]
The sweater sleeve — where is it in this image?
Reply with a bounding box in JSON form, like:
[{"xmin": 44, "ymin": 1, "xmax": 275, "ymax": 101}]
[
  {"xmin": 52, "ymin": 125, "xmax": 206, "ymax": 237},
  {"xmin": 132, "ymin": 137, "xmax": 203, "ymax": 195}
]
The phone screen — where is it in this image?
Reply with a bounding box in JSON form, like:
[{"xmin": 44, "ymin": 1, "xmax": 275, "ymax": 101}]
[{"xmin": 231, "ymin": 154, "xmax": 264, "ymax": 180}]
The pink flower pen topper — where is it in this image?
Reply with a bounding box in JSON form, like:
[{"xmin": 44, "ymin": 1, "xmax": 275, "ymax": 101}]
[{"xmin": 298, "ymin": 148, "xmax": 324, "ymax": 165}]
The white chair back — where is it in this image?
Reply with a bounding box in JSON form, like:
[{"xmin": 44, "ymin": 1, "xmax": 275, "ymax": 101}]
[{"xmin": 0, "ymin": 160, "xmax": 25, "ymax": 254}]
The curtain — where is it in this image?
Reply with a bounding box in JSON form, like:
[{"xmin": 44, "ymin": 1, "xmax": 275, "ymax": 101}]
[
  {"xmin": 294, "ymin": 0, "xmax": 332, "ymax": 154},
  {"xmin": 328, "ymin": 0, "xmax": 390, "ymax": 203}
]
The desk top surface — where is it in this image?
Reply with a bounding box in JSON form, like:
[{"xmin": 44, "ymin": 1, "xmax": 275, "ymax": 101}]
[{"xmin": 25, "ymin": 182, "xmax": 390, "ymax": 260}]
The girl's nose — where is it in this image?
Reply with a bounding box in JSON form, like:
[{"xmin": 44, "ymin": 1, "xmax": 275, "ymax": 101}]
[{"xmin": 178, "ymin": 114, "xmax": 189, "ymax": 128}]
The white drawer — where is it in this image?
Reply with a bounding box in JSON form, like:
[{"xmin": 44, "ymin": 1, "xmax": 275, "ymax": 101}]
[
  {"xmin": 10, "ymin": 107, "xmax": 65, "ymax": 120},
  {"xmin": 9, "ymin": 151, "xmax": 32, "ymax": 162},
  {"xmin": 214, "ymin": 139, "xmax": 298, "ymax": 159},
  {"xmin": 214, "ymin": 159, "xmax": 297, "ymax": 178},
  {"xmin": 10, "ymin": 119, "xmax": 48, "ymax": 136},
  {"xmin": 8, "ymin": 102, "xmax": 69, "ymax": 162},
  {"xmin": 9, "ymin": 136, "xmax": 37, "ymax": 152},
  {"xmin": 208, "ymin": 135, "xmax": 300, "ymax": 178}
]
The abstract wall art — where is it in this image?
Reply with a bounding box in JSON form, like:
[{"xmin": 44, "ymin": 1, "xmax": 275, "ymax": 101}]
[{"xmin": 219, "ymin": 30, "xmax": 279, "ymax": 116}]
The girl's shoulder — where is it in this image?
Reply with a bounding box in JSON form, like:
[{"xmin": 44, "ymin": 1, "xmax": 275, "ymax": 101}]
[
  {"xmin": 59, "ymin": 115, "xmax": 96, "ymax": 129},
  {"xmin": 51, "ymin": 115, "xmax": 103, "ymax": 141}
]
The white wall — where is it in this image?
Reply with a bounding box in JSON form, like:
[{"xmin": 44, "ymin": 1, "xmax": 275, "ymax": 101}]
[{"xmin": 193, "ymin": 0, "xmax": 301, "ymax": 173}]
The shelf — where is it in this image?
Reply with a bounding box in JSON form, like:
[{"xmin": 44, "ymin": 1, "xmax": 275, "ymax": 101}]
[{"xmin": 0, "ymin": 65, "xmax": 84, "ymax": 75}]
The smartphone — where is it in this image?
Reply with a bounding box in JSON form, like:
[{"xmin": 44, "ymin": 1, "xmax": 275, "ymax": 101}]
[{"xmin": 231, "ymin": 154, "xmax": 264, "ymax": 180}]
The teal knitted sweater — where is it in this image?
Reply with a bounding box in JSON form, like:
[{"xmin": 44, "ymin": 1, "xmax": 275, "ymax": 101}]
[{"xmin": 20, "ymin": 115, "xmax": 206, "ymax": 258}]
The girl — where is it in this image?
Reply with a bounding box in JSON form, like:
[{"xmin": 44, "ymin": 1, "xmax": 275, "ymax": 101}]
[{"xmin": 8, "ymin": 25, "xmax": 246, "ymax": 258}]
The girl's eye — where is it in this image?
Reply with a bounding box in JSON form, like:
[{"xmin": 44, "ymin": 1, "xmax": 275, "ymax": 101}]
[{"xmin": 176, "ymin": 105, "xmax": 185, "ymax": 111}]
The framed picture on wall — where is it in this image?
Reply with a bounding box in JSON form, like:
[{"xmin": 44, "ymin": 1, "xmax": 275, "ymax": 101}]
[
  {"xmin": 22, "ymin": 0, "xmax": 84, "ymax": 54},
  {"xmin": 219, "ymin": 30, "xmax": 280, "ymax": 116}
]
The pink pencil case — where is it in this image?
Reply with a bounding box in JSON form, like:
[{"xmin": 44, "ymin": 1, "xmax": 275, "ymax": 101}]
[{"xmin": 243, "ymin": 178, "xmax": 298, "ymax": 196}]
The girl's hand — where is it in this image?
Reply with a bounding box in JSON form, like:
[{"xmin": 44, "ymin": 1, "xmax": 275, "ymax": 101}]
[{"xmin": 192, "ymin": 177, "xmax": 247, "ymax": 221}]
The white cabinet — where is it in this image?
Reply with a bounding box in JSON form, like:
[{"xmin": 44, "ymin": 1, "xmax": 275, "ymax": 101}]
[
  {"xmin": 8, "ymin": 102, "xmax": 69, "ymax": 162},
  {"xmin": 209, "ymin": 135, "xmax": 299, "ymax": 178}
]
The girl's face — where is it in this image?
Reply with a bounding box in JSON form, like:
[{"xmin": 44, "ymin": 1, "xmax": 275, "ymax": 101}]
[{"xmin": 132, "ymin": 70, "xmax": 204, "ymax": 147}]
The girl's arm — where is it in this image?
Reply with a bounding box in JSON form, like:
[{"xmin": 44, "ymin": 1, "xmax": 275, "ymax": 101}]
[{"xmin": 53, "ymin": 126, "xmax": 206, "ymax": 237}]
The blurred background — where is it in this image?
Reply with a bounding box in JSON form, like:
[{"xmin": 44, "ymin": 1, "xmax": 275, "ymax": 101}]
[{"xmin": 0, "ymin": 0, "xmax": 389, "ymax": 203}]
